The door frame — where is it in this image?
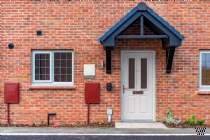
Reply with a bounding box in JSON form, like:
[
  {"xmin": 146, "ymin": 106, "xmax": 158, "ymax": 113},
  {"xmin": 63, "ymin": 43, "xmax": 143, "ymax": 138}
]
[{"xmin": 120, "ymin": 50, "xmax": 156, "ymax": 121}]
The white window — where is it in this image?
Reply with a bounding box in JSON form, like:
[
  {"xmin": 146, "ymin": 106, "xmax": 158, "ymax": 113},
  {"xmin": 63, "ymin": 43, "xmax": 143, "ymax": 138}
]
[
  {"xmin": 32, "ymin": 50, "xmax": 74, "ymax": 86},
  {"xmin": 199, "ymin": 51, "xmax": 210, "ymax": 91}
]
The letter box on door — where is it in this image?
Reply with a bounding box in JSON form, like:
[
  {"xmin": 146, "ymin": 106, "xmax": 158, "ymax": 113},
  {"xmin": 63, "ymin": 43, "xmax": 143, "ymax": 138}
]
[
  {"xmin": 4, "ymin": 83, "xmax": 20, "ymax": 104},
  {"xmin": 85, "ymin": 83, "xmax": 100, "ymax": 104}
]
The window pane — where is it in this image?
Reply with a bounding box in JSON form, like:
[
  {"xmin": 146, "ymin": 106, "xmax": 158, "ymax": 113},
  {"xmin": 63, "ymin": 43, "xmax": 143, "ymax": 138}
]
[
  {"xmin": 128, "ymin": 58, "xmax": 135, "ymax": 89},
  {"xmin": 54, "ymin": 52, "xmax": 72, "ymax": 82},
  {"xmin": 141, "ymin": 58, "xmax": 147, "ymax": 89},
  {"xmin": 202, "ymin": 53, "xmax": 210, "ymax": 85},
  {"xmin": 34, "ymin": 54, "xmax": 50, "ymax": 80}
]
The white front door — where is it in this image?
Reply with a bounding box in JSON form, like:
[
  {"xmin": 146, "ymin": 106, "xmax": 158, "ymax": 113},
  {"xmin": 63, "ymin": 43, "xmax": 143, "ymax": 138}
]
[{"xmin": 121, "ymin": 51, "xmax": 155, "ymax": 121}]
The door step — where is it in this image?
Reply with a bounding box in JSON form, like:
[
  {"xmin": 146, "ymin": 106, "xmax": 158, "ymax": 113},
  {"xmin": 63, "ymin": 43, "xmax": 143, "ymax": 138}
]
[{"xmin": 115, "ymin": 122, "xmax": 167, "ymax": 129}]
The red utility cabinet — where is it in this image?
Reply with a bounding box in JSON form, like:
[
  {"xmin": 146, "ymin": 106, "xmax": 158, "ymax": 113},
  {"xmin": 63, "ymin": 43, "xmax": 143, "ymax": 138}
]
[
  {"xmin": 85, "ymin": 83, "xmax": 100, "ymax": 104},
  {"xmin": 4, "ymin": 83, "xmax": 20, "ymax": 104}
]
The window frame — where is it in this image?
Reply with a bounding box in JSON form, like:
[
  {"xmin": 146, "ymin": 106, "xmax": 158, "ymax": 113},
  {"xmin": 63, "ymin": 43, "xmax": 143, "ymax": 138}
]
[
  {"xmin": 32, "ymin": 50, "xmax": 74, "ymax": 86},
  {"xmin": 199, "ymin": 51, "xmax": 210, "ymax": 91}
]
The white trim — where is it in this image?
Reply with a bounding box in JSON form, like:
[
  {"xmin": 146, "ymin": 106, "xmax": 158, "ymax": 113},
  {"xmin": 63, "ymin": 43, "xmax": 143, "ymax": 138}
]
[
  {"xmin": 120, "ymin": 50, "xmax": 156, "ymax": 121},
  {"xmin": 32, "ymin": 50, "xmax": 74, "ymax": 86},
  {"xmin": 152, "ymin": 51, "xmax": 156, "ymax": 121},
  {"xmin": 199, "ymin": 51, "xmax": 210, "ymax": 91}
]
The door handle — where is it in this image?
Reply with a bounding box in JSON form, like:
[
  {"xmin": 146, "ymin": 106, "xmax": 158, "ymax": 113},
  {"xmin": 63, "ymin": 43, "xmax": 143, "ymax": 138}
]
[{"xmin": 122, "ymin": 85, "xmax": 128, "ymax": 94}]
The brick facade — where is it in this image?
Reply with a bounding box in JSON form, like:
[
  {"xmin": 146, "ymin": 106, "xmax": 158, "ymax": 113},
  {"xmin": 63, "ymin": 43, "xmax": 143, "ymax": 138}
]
[{"xmin": 0, "ymin": 0, "xmax": 210, "ymax": 126}]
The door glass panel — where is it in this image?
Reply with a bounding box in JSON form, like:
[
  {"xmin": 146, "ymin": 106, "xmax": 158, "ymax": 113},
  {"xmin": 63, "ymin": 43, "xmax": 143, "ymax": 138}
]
[
  {"xmin": 128, "ymin": 58, "xmax": 135, "ymax": 89},
  {"xmin": 141, "ymin": 58, "xmax": 147, "ymax": 89}
]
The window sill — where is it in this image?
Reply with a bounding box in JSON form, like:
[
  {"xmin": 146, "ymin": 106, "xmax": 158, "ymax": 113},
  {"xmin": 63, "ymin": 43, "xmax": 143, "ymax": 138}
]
[
  {"xmin": 198, "ymin": 91, "xmax": 210, "ymax": 95},
  {"xmin": 29, "ymin": 85, "xmax": 76, "ymax": 90}
]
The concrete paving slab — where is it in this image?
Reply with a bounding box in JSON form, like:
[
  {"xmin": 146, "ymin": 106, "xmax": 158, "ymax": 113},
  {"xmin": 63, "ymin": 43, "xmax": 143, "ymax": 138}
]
[{"xmin": 115, "ymin": 122, "xmax": 167, "ymax": 129}]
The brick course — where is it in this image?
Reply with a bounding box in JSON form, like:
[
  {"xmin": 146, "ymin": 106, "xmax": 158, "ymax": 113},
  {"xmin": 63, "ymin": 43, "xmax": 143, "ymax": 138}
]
[{"xmin": 0, "ymin": 0, "xmax": 210, "ymax": 126}]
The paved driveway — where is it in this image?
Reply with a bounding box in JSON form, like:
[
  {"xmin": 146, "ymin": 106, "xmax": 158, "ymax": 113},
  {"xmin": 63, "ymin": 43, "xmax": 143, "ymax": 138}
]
[
  {"xmin": 0, "ymin": 127, "xmax": 208, "ymax": 134},
  {"xmin": 1, "ymin": 135, "xmax": 210, "ymax": 140},
  {"xmin": 0, "ymin": 127, "xmax": 209, "ymax": 140}
]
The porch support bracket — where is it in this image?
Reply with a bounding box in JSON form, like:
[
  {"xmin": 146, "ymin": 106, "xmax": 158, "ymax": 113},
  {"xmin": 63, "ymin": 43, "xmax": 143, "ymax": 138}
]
[
  {"xmin": 105, "ymin": 47, "xmax": 113, "ymax": 74},
  {"xmin": 166, "ymin": 47, "xmax": 176, "ymax": 73}
]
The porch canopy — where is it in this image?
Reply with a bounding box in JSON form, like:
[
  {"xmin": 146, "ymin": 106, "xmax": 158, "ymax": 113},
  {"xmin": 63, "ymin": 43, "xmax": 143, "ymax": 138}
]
[{"xmin": 98, "ymin": 2, "xmax": 184, "ymax": 74}]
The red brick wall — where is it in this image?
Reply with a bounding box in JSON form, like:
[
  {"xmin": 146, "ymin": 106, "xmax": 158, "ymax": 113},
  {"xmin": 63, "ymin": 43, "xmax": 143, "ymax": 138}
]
[{"xmin": 0, "ymin": 0, "xmax": 210, "ymax": 126}]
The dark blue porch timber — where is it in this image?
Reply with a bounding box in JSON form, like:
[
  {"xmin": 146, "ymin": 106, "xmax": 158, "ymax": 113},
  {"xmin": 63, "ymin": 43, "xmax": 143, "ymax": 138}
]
[
  {"xmin": 117, "ymin": 35, "xmax": 168, "ymax": 39},
  {"xmin": 98, "ymin": 2, "xmax": 184, "ymax": 47},
  {"xmin": 98, "ymin": 2, "xmax": 185, "ymax": 74}
]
